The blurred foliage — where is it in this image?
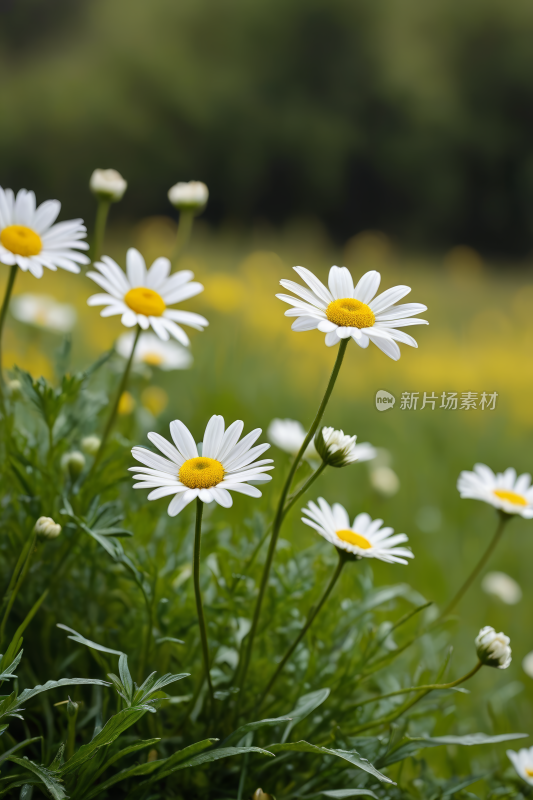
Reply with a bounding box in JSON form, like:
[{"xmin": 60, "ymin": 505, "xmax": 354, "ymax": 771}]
[{"xmin": 3, "ymin": 0, "xmax": 533, "ymax": 253}]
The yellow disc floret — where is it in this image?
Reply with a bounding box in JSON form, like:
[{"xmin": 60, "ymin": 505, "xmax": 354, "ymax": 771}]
[
  {"xmin": 125, "ymin": 287, "xmax": 166, "ymax": 317},
  {"xmin": 326, "ymin": 298, "xmax": 375, "ymax": 328},
  {"xmin": 526, "ymin": 768, "xmax": 533, "ymax": 777},
  {"xmin": 0, "ymin": 225, "xmax": 42, "ymax": 257},
  {"xmin": 336, "ymin": 529, "xmax": 372, "ymax": 549},
  {"xmin": 142, "ymin": 351, "xmax": 164, "ymax": 366},
  {"xmin": 493, "ymin": 489, "xmax": 528, "ymax": 506},
  {"xmin": 179, "ymin": 457, "xmax": 225, "ymax": 489}
]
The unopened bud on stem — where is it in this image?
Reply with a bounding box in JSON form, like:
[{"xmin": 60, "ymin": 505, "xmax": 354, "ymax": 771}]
[
  {"xmin": 475, "ymin": 626, "xmax": 512, "ymax": 669},
  {"xmin": 168, "ymin": 181, "xmax": 209, "ymax": 214},
  {"xmin": 34, "ymin": 516, "xmax": 62, "ymax": 540},
  {"xmin": 315, "ymin": 426, "xmax": 359, "ymax": 468},
  {"xmin": 81, "ymin": 435, "xmax": 101, "ymax": 456},
  {"xmin": 61, "ymin": 451, "xmax": 86, "ymax": 480},
  {"xmin": 90, "ymin": 169, "xmax": 127, "ymax": 202}
]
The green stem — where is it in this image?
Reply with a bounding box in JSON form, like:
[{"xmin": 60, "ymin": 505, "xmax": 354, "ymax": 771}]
[
  {"xmin": 91, "ymin": 199, "xmax": 111, "ymax": 264},
  {"xmin": 439, "ymin": 513, "xmax": 510, "ymax": 620},
  {"xmin": 238, "ymin": 340, "xmax": 348, "ymax": 696},
  {"xmin": 171, "ymin": 210, "xmax": 194, "ymax": 264},
  {"xmin": 87, "ymin": 325, "xmax": 141, "ymax": 480},
  {"xmin": 193, "ymin": 498, "xmax": 214, "ymax": 707},
  {"xmin": 138, "ymin": 583, "xmax": 155, "ymax": 686},
  {"xmin": 345, "ymin": 661, "xmax": 483, "ymax": 736},
  {"xmin": 230, "ymin": 462, "xmax": 327, "ymax": 595},
  {"xmin": 258, "ymin": 550, "xmax": 347, "ymax": 707},
  {"xmin": 0, "ymin": 530, "xmax": 37, "ymax": 648},
  {"xmin": 0, "ymin": 264, "xmax": 18, "ymax": 397}
]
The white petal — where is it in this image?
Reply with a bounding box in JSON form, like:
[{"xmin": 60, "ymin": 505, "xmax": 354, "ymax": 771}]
[
  {"xmin": 370, "ymin": 285, "xmax": 411, "ymax": 314},
  {"xmin": 170, "ymin": 420, "xmax": 198, "ymax": 459},
  {"xmin": 168, "ymin": 489, "xmax": 198, "ymax": 517},
  {"xmin": 147, "ymin": 431, "xmax": 185, "ymax": 466},
  {"xmin": 126, "ymin": 248, "xmax": 147, "ymax": 287},
  {"xmin": 354, "ymin": 270, "xmax": 381, "ymax": 303},
  {"xmin": 203, "ymin": 415, "xmax": 226, "ymax": 459}
]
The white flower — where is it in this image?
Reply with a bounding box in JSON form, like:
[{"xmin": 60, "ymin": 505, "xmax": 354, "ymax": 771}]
[
  {"xmin": 276, "ymin": 266, "xmax": 428, "ymax": 360},
  {"xmin": 87, "ymin": 247, "xmax": 208, "ymax": 345},
  {"xmin": 168, "ymin": 181, "xmax": 209, "ymax": 213},
  {"xmin": 89, "ymin": 169, "xmax": 127, "ymax": 202},
  {"xmin": 130, "ymin": 415, "xmax": 274, "ymax": 516},
  {"xmin": 522, "ymin": 652, "xmax": 533, "ymax": 678},
  {"xmin": 0, "ymin": 187, "xmax": 89, "ymax": 278},
  {"xmin": 507, "ymin": 747, "xmax": 533, "ymax": 786},
  {"xmin": 457, "ymin": 464, "xmax": 533, "ymax": 518},
  {"xmin": 116, "ymin": 332, "xmax": 192, "ymax": 371},
  {"xmin": 267, "ymin": 418, "xmax": 318, "ymax": 461},
  {"xmin": 315, "ymin": 426, "xmax": 376, "ymax": 468},
  {"xmin": 475, "ymin": 626, "xmax": 512, "ymax": 669},
  {"xmin": 34, "ymin": 516, "xmax": 62, "ymax": 539},
  {"xmin": 301, "ymin": 498, "xmax": 413, "ymax": 564},
  {"xmin": 482, "ymin": 571, "xmax": 522, "ymax": 605},
  {"xmin": 11, "ymin": 293, "xmax": 77, "ymax": 333},
  {"xmin": 81, "ymin": 435, "xmax": 101, "ymax": 456}
]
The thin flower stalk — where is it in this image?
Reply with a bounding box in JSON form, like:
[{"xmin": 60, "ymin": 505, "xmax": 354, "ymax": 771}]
[
  {"xmin": 0, "ymin": 264, "xmax": 18, "ymax": 395},
  {"xmin": 193, "ymin": 497, "xmax": 214, "ymax": 707},
  {"xmin": 90, "ymin": 197, "xmax": 111, "ymax": 264},
  {"xmin": 237, "ymin": 339, "xmax": 349, "ymax": 695},
  {"xmin": 0, "ymin": 527, "xmax": 38, "ymax": 647},
  {"xmin": 439, "ymin": 512, "xmax": 510, "ymax": 620}
]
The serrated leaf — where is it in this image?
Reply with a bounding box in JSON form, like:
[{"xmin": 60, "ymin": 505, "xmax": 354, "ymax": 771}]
[
  {"xmin": 223, "ymin": 716, "xmax": 292, "ymax": 747},
  {"xmin": 266, "ymin": 741, "xmax": 394, "ymax": 785},
  {"xmin": 59, "ymin": 706, "xmax": 147, "ymax": 775},
  {"xmin": 282, "ymin": 688, "xmax": 330, "ymax": 742},
  {"xmin": 8, "ymin": 757, "xmax": 66, "ymax": 800},
  {"xmin": 0, "ymin": 650, "xmax": 23, "ymax": 681},
  {"xmin": 378, "ymin": 732, "xmax": 529, "ymax": 768},
  {"xmin": 17, "ymin": 678, "xmax": 111, "ymax": 706}
]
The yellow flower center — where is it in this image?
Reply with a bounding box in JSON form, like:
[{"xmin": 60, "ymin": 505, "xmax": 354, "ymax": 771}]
[
  {"xmin": 0, "ymin": 225, "xmax": 42, "ymax": 257},
  {"xmin": 142, "ymin": 351, "xmax": 164, "ymax": 366},
  {"xmin": 125, "ymin": 287, "xmax": 166, "ymax": 317},
  {"xmin": 336, "ymin": 529, "xmax": 372, "ymax": 549},
  {"xmin": 179, "ymin": 456, "xmax": 225, "ymax": 489},
  {"xmin": 493, "ymin": 489, "xmax": 528, "ymax": 506},
  {"xmin": 326, "ymin": 298, "xmax": 375, "ymax": 328},
  {"xmin": 526, "ymin": 768, "xmax": 533, "ymax": 777}
]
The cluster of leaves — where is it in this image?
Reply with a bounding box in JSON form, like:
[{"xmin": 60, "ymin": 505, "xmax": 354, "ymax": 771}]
[{"xmin": 0, "ymin": 350, "xmax": 528, "ymax": 799}]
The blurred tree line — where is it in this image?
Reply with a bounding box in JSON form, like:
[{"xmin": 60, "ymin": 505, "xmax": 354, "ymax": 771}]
[{"xmin": 2, "ymin": 0, "xmax": 533, "ymax": 255}]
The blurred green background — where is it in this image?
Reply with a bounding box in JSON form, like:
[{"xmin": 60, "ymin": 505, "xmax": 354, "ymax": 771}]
[{"xmin": 2, "ymin": 0, "xmax": 533, "ymax": 785}]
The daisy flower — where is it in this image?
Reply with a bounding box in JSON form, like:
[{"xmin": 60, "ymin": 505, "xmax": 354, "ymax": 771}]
[
  {"xmin": 11, "ymin": 293, "xmax": 77, "ymax": 332},
  {"xmin": 276, "ymin": 266, "xmax": 428, "ymax": 360},
  {"xmin": 0, "ymin": 187, "xmax": 89, "ymax": 278},
  {"xmin": 87, "ymin": 247, "xmax": 208, "ymax": 345},
  {"xmin": 116, "ymin": 332, "xmax": 192, "ymax": 371},
  {"xmin": 507, "ymin": 747, "xmax": 533, "ymax": 786},
  {"xmin": 315, "ymin": 426, "xmax": 376, "ymax": 467},
  {"xmin": 457, "ymin": 464, "xmax": 533, "ymax": 518},
  {"xmin": 302, "ymin": 498, "xmax": 413, "ymax": 564},
  {"xmin": 267, "ymin": 418, "xmax": 318, "ymax": 461},
  {"xmin": 130, "ymin": 415, "xmax": 274, "ymax": 516}
]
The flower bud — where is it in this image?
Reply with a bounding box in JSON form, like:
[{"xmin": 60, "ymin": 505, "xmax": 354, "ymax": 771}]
[
  {"xmin": 168, "ymin": 181, "xmax": 209, "ymax": 214},
  {"xmin": 81, "ymin": 435, "xmax": 101, "ymax": 456},
  {"xmin": 369, "ymin": 465, "xmax": 400, "ymax": 496},
  {"xmin": 89, "ymin": 169, "xmax": 127, "ymax": 202},
  {"xmin": 7, "ymin": 379, "xmax": 21, "ymax": 398},
  {"xmin": 34, "ymin": 516, "xmax": 62, "ymax": 540},
  {"xmin": 61, "ymin": 451, "xmax": 86, "ymax": 479},
  {"xmin": 314, "ymin": 426, "xmax": 358, "ymax": 468},
  {"xmin": 475, "ymin": 626, "xmax": 512, "ymax": 669},
  {"xmin": 252, "ymin": 790, "xmax": 275, "ymax": 800},
  {"xmin": 67, "ymin": 697, "xmax": 79, "ymax": 719}
]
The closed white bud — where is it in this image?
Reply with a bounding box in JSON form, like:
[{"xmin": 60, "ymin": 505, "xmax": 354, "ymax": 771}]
[
  {"xmin": 370, "ymin": 465, "xmax": 400, "ymax": 496},
  {"xmin": 475, "ymin": 626, "xmax": 512, "ymax": 669},
  {"xmin": 90, "ymin": 169, "xmax": 127, "ymax": 202},
  {"xmin": 81, "ymin": 435, "xmax": 101, "ymax": 456},
  {"xmin": 315, "ymin": 426, "xmax": 359, "ymax": 468},
  {"xmin": 8, "ymin": 379, "xmax": 21, "ymax": 397},
  {"xmin": 61, "ymin": 450, "xmax": 86, "ymax": 479},
  {"xmin": 168, "ymin": 180, "xmax": 209, "ymax": 213},
  {"xmin": 34, "ymin": 516, "xmax": 62, "ymax": 539}
]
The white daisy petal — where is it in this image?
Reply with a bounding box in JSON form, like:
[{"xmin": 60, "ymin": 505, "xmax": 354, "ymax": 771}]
[
  {"xmin": 458, "ymin": 463, "xmax": 533, "ymax": 519},
  {"xmin": 354, "ymin": 270, "xmax": 381, "ymax": 303},
  {"xmin": 170, "ymin": 420, "xmax": 198, "ymax": 459},
  {"xmin": 370, "ymin": 285, "xmax": 412, "ymax": 314},
  {"xmin": 203, "ymin": 415, "xmax": 226, "ymax": 459},
  {"xmin": 126, "ymin": 247, "xmax": 147, "ymax": 287},
  {"xmin": 168, "ymin": 489, "xmax": 198, "ymax": 517}
]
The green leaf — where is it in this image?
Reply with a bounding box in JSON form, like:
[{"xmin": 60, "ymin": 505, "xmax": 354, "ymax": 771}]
[
  {"xmin": 59, "ymin": 706, "xmax": 148, "ymax": 775},
  {"xmin": 155, "ymin": 746, "xmax": 274, "ymax": 780},
  {"xmin": 118, "ymin": 654, "xmax": 134, "ymax": 702},
  {"xmin": 0, "ymin": 737, "xmax": 42, "ymax": 765},
  {"xmin": 222, "ymin": 716, "xmax": 292, "ymax": 747},
  {"xmin": 146, "ymin": 738, "xmax": 218, "ymax": 782},
  {"xmin": 57, "ymin": 624, "xmax": 125, "ymax": 657},
  {"xmin": 92, "ymin": 737, "xmax": 160, "ymax": 782},
  {"xmin": 0, "ymin": 650, "xmax": 23, "ymax": 681},
  {"xmin": 18, "ymin": 678, "xmax": 111, "ymax": 706},
  {"xmin": 266, "ymin": 741, "xmax": 394, "ymax": 785},
  {"xmin": 304, "ymin": 791, "xmax": 379, "ymax": 799},
  {"xmin": 378, "ymin": 732, "xmax": 529, "ymax": 768},
  {"xmin": 8, "ymin": 757, "xmax": 66, "ymax": 800},
  {"xmin": 282, "ymin": 688, "xmax": 330, "ymax": 742},
  {"xmin": 83, "ymin": 760, "xmax": 165, "ymax": 800}
]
